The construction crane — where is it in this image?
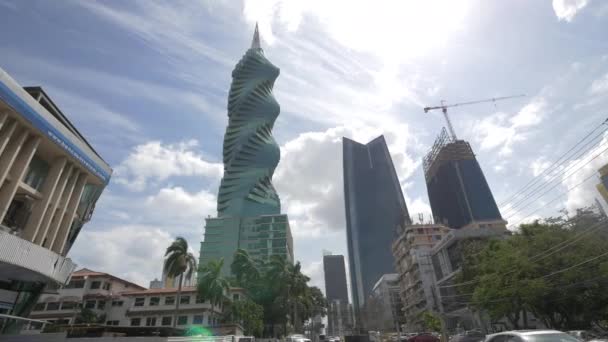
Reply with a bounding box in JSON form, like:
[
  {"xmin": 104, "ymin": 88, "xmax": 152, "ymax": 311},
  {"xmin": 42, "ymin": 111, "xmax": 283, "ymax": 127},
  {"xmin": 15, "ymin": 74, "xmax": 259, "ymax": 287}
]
[{"xmin": 423, "ymin": 94, "xmax": 526, "ymax": 141}]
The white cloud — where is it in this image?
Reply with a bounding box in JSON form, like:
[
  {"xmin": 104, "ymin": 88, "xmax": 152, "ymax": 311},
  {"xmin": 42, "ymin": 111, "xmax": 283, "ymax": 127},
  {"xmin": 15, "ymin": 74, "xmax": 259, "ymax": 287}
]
[
  {"xmin": 531, "ymin": 157, "xmax": 552, "ymax": 177},
  {"xmin": 70, "ymin": 225, "xmax": 173, "ymax": 287},
  {"xmin": 145, "ymin": 186, "xmax": 216, "ymax": 220},
  {"xmin": 115, "ymin": 140, "xmax": 222, "ymax": 191},
  {"xmin": 244, "ymin": 0, "xmax": 471, "ymax": 62},
  {"xmin": 275, "ymin": 124, "xmax": 418, "ymax": 238},
  {"xmin": 474, "ymin": 98, "xmax": 547, "ymax": 156},
  {"xmin": 301, "ymin": 261, "xmax": 324, "ymax": 293},
  {"xmin": 563, "ymin": 134, "xmax": 608, "ymax": 212},
  {"xmin": 552, "ymin": 0, "xmax": 589, "ymax": 22},
  {"xmin": 590, "ymin": 73, "xmax": 608, "ymax": 95},
  {"xmin": 48, "ymin": 87, "xmax": 140, "ymax": 133}
]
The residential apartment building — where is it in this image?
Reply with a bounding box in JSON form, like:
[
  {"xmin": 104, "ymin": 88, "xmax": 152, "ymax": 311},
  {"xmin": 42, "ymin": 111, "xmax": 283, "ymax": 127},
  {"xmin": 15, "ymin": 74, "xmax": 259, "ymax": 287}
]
[
  {"xmin": 28, "ymin": 268, "xmax": 246, "ymax": 331},
  {"xmin": 364, "ymin": 274, "xmax": 402, "ymax": 333},
  {"xmin": 430, "ymin": 224, "xmax": 508, "ymax": 331},
  {"xmin": 392, "ymin": 223, "xmax": 451, "ymax": 331},
  {"xmin": 0, "ymin": 68, "xmax": 110, "ymax": 333}
]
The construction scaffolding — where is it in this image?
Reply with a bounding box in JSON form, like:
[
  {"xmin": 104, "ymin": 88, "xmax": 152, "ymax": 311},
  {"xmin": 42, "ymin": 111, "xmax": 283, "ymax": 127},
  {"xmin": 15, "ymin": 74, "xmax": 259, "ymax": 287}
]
[{"xmin": 423, "ymin": 128, "xmax": 475, "ymax": 180}]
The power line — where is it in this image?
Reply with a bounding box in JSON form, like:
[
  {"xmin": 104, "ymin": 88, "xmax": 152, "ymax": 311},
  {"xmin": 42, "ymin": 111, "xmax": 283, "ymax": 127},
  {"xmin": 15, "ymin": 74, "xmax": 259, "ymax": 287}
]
[
  {"xmin": 503, "ymin": 140, "xmax": 608, "ymax": 220},
  {"xmin": 499, "ymin": 118, "xmax": 608, "ymax": 207},
  {"xmin": 508, "ymin": 169, "xmax": 601, "ymax": 228}
]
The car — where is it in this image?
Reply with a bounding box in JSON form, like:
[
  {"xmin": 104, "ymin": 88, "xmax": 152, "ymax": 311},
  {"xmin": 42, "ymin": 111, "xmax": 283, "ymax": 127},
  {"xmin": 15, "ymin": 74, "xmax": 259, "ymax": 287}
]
[
  {"xmin": 451, "ymin": 330, "xmax": 486, "ymax": 342},
  {"xmin": 485, "ymin": 330, "xmax": 581, "ymax": 342},
  {"xmin": 287, "ymin": 334, "xmax": 312, "ymax": 342},
  {"xmin": 567, "ymin": 331, "xmax": 608, "ymax": 342}
]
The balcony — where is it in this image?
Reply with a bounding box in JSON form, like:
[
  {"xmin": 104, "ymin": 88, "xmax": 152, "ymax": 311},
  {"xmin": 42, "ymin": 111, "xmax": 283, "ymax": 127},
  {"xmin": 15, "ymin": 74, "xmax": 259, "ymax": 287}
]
[{"xmin": 0, "ymin": 228, "xmax": 75, "ymax": 286}]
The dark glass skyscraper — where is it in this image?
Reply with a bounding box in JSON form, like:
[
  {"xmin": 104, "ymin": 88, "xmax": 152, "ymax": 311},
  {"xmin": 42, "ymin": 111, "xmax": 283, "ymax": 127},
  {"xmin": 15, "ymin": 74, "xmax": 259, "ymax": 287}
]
[
  {"xmin": 323, "ymin": 254, "xmax": 349, "ymax": 303},
  {"xmin": 343, "ymin": 135, "xmax": 409, "ymax": 319},
  {"xmin": 423, "ymin": 129, "xmax": 502, "ymax": 228}
]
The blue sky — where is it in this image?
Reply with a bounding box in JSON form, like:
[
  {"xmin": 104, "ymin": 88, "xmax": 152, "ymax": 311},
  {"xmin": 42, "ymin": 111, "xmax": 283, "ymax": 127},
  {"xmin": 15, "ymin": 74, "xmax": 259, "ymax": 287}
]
[{"xmin": 1, "ymin": 0, "xmax": 608, "ymax": 291}]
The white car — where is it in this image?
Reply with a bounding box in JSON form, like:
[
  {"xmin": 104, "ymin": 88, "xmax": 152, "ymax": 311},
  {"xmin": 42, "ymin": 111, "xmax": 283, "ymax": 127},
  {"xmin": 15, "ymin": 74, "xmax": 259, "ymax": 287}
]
[{"xmin": 485, "ymin": 330, "xmax": 581, "ymax": 342}]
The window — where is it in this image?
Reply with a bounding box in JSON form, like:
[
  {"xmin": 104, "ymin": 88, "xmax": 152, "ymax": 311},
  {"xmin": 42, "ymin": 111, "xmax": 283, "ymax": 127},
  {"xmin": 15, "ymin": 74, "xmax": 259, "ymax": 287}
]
[
  {"xmin": 61, "ymin": 302, "xmax": 76, "ymax": 310},
  {"xmin": 33, "ymin": 303, "xmax": 46, "ymax": 311},
  {"xmin": 84, "ymin": 300, "xmax": 96, "ymax": 309},
  {"xmin": 233, "ymin": 294, "xmax": 240, "ymax": 301},
  {"xmin": 164, "ymin": 296, "xmax": 175, "ymax": 305},
  {"xmin": 434, "ymin": 235, "xmax": 442, "ymax": 240},
  {"xmin": 97, "ymin": 301, "xmax": 106, "ymax": 309},
  {"xmin": 177, "ymin": 316, "xmax": 188, "ymax": 325},
  {"xmin": 67, "ymin": 280, "xmax": 85, "ymax": 289},
  {"xmin": 103, "ymin": 283, "xmax": 111, "ymax": 290},
  {"xmin": 90, "ymin": 281, "xmax": 101, "ymax": 289},
  {"xmin": 145, "ymin": 317, "xmax": 157, "ymax": 326},
  {"xmin": 23, "ymin": 156, "xmax": 49, "ymax": 191},
  {"xmin": 193, "ymin": 315, "xmax": 204, "ymax": 325},
  {"xmin": 111, "ymin": 301, "xmax": 123, "ymax": 307},
  {"xmin": 130, "ymin": 318, "xmax": 141, "ymax": 326},
  {"xmin": 149, "ymin": 297, "xmax": 160, "ymax": 306},
  {"xmin": 106, "ymin": 320, "xmax": 119, "ymax": 326},
  {"xmin": 134, "ymin": 298, "xmax": 145, "ymax": 307},
  {"xmin": 195, "ymin": 295, "xmax": 205, "ymax": 304},
  {"xmin": 46, "ymin": 302, "xmax": 60, "ymax": 310},
  {"xmin": 161, "ymin": 316, "xmax": 172, "ymax": 326},
  {"xmin": 180, "ymin": 296, "xmax": 190, "ymax": 305}
]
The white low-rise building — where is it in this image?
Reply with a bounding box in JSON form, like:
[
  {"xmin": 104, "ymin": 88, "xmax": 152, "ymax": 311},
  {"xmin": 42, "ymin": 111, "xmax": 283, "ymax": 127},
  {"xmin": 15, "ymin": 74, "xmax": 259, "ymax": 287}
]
[{"xmin": 28, "ymin": 268, "xmax": 247, "ymax": 332}]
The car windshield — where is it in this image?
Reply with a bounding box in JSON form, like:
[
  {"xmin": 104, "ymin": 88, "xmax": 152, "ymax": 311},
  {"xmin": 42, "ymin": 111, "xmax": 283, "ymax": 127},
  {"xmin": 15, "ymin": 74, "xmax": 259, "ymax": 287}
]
[{"xmin": 524, "ymin": 333, "xmax": 582, "ymax": 342}]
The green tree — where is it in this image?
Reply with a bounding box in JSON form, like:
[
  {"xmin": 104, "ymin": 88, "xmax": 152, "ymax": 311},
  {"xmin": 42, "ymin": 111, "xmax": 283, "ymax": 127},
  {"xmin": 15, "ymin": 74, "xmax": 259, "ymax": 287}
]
[
  {"xmin": 198, "ymin": 259, "xmax": 231, "ymax": 307},
  {"xmin": 223, "ymin": 299, "xmax": 264, "ymax": 336},
  {"xmin": 232, "ymin": 248, "xmax": 262, "ymax": 286},
  {"xmin": 419, "ymin": 311, "xmax": 441, "ymax": 332},
  {"xmin": 458, "ymin": 209, "xmax": 608, "ymax": 330},
  {"xmin": 74, "ymin": 308, "xmax": 106, "ymax": 324},
  {"xmin": 164, "ymin": 237, "xmax": 197, "ymax": 328}
]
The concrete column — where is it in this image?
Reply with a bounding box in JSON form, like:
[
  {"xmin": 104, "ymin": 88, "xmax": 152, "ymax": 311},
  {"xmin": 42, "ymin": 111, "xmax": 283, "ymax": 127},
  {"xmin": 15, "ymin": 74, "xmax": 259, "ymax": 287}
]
[
  {"xmin": 0, "ymin": 125, "xmax": 25, "ymax": 187},
  {"xmin": 22, "ymin": 157, "xmax": 68, "ymax": 242},
  {"xmin": 0, "ymin": 119, "xmax": 17, "ymax": 158},
  {"xmin": 53, "ymin": 173, "xmax": 87, "ymax": 255},
  {"xmin": 35, "ymin": 164, "xmax": 73, "ymax": 247},
  {"xmin": 47, "ymin": 168, "xmax": 80, "ymax": 249},
  {"xmin": 0, "ymin": 134, "xmax": 40, "ymax": 223}
]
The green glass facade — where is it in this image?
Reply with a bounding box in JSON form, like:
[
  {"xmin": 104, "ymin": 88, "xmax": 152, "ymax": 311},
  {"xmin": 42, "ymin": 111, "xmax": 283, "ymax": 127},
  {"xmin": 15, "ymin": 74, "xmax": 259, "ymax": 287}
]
[{"xmin": 199, "ymin": 25, "xmax": 293, "ymax": 275}]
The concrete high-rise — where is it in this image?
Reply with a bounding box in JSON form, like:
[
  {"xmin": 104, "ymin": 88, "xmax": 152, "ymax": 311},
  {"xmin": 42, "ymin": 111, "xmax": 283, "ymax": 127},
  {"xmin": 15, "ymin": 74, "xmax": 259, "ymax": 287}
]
[
  {"xmin": 0, "ymin": 70, "xmax": 110, "ymax": 333},
  {"xmin": 199, "ymin": 25, "xmax": 293, "ymax": 275},
  {"xmin": 323, "ymin": 254, "xmax": 348, "ymax": 303},
  {"xmin": 423, "ymin": 128, "xmax": 503, "ymax": 229},
  {"xmin": 323, "ymin": 254, "xmax": 352, "ymax": 337},
  {"xmin": 343, "ymin": 135, "xmax": 409, "ymax": 324}
]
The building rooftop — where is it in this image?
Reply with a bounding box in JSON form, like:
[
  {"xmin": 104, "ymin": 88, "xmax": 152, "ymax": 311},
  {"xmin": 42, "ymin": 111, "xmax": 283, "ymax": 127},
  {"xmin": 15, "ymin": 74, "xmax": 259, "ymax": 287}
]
[{"xmin": 71, "ymin": 268, "xmax": 146, "ymax": 291}]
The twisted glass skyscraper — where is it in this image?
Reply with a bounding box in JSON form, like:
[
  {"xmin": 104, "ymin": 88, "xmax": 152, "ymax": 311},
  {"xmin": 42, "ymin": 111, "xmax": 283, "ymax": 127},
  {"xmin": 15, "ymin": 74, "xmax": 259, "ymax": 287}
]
[{"xmin": 200, "ymin": 25, "xmax": 293, "ymax": 275}]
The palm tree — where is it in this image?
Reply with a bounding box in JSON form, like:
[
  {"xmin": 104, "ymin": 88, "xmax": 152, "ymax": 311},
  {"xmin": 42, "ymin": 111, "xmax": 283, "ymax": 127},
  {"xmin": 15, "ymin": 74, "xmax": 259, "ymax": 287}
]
[
  {"xmin": 198, "ymin": 259, "xmax": 231, "ymax": 311},
  {"xmin": 164, "ymin": 237, "xmax": 197, "ymax": 328},
  {"xmin": 231, "ymin": 249, "xmax": 261, "ymax": 286}
]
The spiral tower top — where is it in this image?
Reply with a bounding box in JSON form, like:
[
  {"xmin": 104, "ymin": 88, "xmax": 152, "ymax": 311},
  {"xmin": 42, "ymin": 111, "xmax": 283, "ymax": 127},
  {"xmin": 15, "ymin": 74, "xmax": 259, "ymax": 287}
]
[{"xmin": 217, "ymin": 23, "xmax": 282, "ymax": 217}]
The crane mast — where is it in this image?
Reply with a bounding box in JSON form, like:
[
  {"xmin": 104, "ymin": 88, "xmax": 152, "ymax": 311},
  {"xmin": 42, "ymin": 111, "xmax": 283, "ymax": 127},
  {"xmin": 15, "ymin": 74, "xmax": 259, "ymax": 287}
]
[{"xmin": 424, "ymin": 94, "xmax": 526, "ymax": 141}]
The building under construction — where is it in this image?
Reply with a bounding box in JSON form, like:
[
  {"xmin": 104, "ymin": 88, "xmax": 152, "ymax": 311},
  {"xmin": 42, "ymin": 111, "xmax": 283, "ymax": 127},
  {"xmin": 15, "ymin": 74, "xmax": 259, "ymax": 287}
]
[{"xmin": 423, "ymin": 128, "xmax": 504, "ymax": 229}]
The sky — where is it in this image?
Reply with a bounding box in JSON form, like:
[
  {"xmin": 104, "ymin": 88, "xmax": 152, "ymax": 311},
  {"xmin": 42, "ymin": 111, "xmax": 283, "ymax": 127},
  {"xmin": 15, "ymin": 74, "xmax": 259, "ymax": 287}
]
[{"xmin": 1, "ymin": 0, "xmax": 608, "ymax": 293}]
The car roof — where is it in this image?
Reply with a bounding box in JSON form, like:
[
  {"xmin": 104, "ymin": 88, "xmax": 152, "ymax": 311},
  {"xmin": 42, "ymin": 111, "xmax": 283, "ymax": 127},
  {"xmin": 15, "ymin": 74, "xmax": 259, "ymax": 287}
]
[{"xmin": 488, "ymin": 330, "xmax": 564, "ymax": 338}]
